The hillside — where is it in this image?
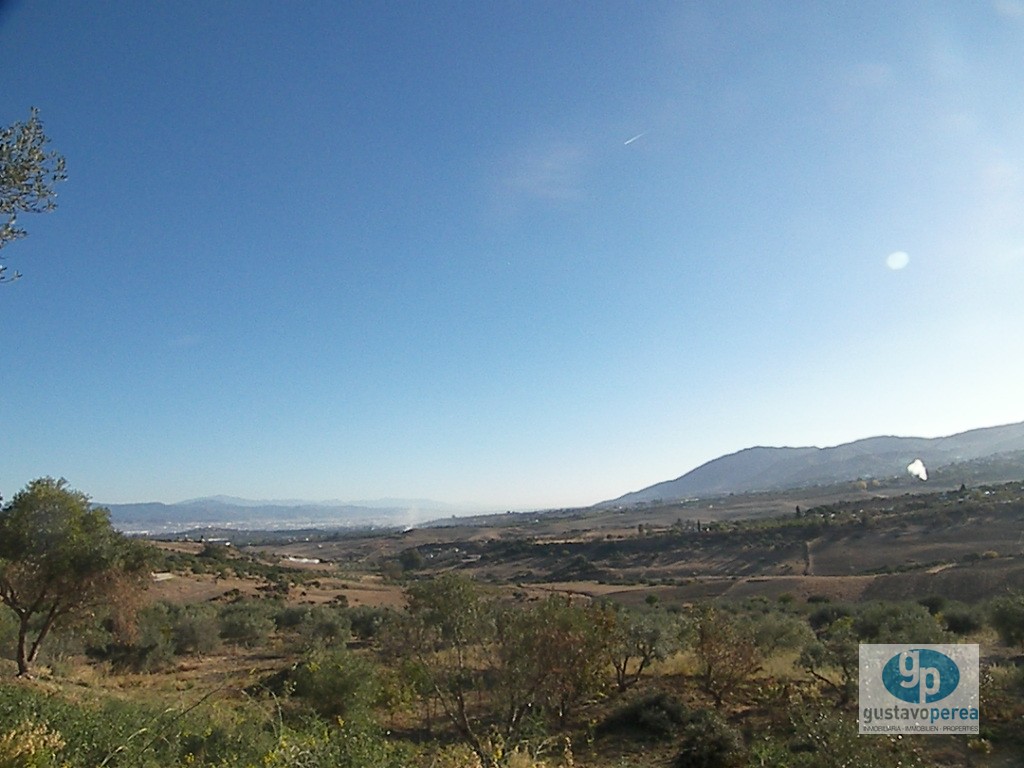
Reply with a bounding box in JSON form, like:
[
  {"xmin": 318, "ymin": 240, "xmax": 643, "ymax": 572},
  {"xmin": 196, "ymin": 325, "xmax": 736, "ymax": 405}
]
[{"xmin": 603, "ymin": 421, "xmax": 1024, "ymax": 506}]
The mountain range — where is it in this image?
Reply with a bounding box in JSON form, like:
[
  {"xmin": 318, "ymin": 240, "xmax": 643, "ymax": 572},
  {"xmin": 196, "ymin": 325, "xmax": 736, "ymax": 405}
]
[
  {"xmin": 105, "ymin": 421, "xmax": 1024, "ymax": 533},
  {"xmin": 104, "ymin": 496, "xmax": 474, "ymax": 535},
  {"xmin": 602, "ymin": 421, "xmax": 1024, "ymax": 506}
]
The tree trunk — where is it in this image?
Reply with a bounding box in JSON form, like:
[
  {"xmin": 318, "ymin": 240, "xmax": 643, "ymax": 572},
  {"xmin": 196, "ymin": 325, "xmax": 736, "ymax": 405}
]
[
  {"xmin": 27, "ymin": 603, "xmax": 60, "ymax": 664},
  {"xmin": 16, "ymin": 617, "xmax": 31, "ymax": 677}
]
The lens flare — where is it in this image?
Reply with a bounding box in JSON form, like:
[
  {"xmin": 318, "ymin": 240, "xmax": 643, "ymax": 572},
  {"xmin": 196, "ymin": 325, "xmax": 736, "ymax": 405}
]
[{"xmin": 887, "ymin": 251, "xmax": 910, "ymax": 270}]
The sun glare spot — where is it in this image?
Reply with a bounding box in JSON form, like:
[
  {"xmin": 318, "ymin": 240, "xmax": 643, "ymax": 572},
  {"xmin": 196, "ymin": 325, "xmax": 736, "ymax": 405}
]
[{"xmin": 886, "ymin": 251, "xmax": 910, "ymax": 270}]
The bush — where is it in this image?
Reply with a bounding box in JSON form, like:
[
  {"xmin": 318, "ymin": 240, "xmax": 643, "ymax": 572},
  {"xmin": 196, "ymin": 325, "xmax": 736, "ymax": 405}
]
[
  {"xmin": 852, "ymin": 602, "xmax": 947, "ymax": 643},
  {"xmin": 596, "ymin": 692, "xmax": 687, "ymax": 741},
  {"xmin": 289, "ymin": 648, "xmax": 379, "ymax": 721},
  {"xmin": 779, "ymin": 707, "xmax": 924, "ymax": 767},
  {"xmin": 93, "ymin": 601, "xmax": 223, "ymax": 671},
  {"xmin": 249, "ymin": 647, "xmax": 382, "ymax": 724},
  {"xmin": 990, "ymin": 594, "xmax": 1024, "ymax": 649},
  {"xmin": 218, "ymin": 601, "xmax": 276, "ymax": 647},
  {"xmin": 0, "ymin": 719, "xmax": 65, "ymax": 768},
  {"xmin": 691, "ymin": 606, "xmax": 762, "ymax": 705},
  {"xmin": 274, "ymin": 605, "xmax": 310, "ymax": 630},
  {"xmin": 198, "ymin": 542, "xmax": 232, "ymax": 561},
  {"xmin": 174, "ymin": 603, "xmax": 222, "ymax": 655},
  {"xmin": 347, "ymin": 605, "xmax": 391, "ymax": 642},
  {"xmin": 918, "ymin": 595, "xmax": 947, "ymax": 616},
  {"xmin": 398, "ymin": 548, "xmax": 424, "ymax": 571},
  {"xmin": 745, "ymin": 611, "xmax": 814, "ymax": 656},
  {"xmin": 265, "ymin": 718, "xmax": 410, "ymax": 768},
  {"xmin": 671, "ymin": 709, "xmax": 745, "ymax": 768},
  {"xmin": 299, "ymin": 605, "xmax": 351, "ymax": 649},
  {"xmin": 0, "ymin": 675, "xmax": 409, "ymax": 768},
  {"xmin": 0, "ymin": 680, "xmax": 277, "ymax": 767},
  {"xmin": 944, "ymin": 607, "xmax": 983, "ymax": 636},
  {"xmin": 807, "ymin": 604, "xmax": 850, "ymax": 631}
]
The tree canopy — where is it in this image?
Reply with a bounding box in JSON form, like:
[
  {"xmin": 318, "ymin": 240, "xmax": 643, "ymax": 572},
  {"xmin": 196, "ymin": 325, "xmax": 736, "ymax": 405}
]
[
  {"xmin": 0, "ymin": 477, "xmax": 152, "ymax": 676},
  {"xmin": 0, "ymin": 108, "xmax": 67, "ymax": 283},
  {"xmin": 387, "ymin": 574, "xmax": 614, "ymax": 766}
]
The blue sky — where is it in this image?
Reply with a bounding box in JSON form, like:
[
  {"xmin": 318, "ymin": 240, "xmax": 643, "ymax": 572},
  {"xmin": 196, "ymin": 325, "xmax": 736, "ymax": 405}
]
[{"xmin": 2, "ymin": 1, "xmax": 1023, "ymax": 509}]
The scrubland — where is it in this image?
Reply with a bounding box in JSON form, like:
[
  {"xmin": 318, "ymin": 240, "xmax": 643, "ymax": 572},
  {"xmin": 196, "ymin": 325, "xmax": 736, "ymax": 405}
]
[{"xmin": 3, "ymin": 482, "xmax": 1024, "ymax": 767}]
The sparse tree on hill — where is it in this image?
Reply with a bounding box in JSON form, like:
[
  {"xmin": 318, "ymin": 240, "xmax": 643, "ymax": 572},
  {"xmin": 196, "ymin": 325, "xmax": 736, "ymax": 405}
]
[
  {"xmin": 496, "ymin": 595, "xmax": 614, "ymax": 727},
  {"xmin": 691, "ymin": 605, "xmax": 762, "ymax": 705},
  {"xmin": 0, "ymin": 478, "xmax": 151, "ymax": 676},
  {"xmin": 1, "ymin": 108, "xmax": 67, "ymax": 283},
  {"xmin": 389, "ymin": 573, "xmax": 493, "ymax": 760},
  {"xmin": 387, "ymin": 577, "xmax": 615, "ymax": 765},
  {"xmin": 800, "ymin": 615, "xmax": 859, "ymax": 704},
  {"xmin": 608, "ymin": 606, "xmax": 679, "ymax": 692}
]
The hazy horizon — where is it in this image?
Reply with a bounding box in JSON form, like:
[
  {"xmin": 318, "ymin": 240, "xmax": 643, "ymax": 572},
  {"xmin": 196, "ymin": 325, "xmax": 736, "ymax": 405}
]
[{"xmin": 95, "ymin": 417, "xmax": 1023, "ymax": 509}]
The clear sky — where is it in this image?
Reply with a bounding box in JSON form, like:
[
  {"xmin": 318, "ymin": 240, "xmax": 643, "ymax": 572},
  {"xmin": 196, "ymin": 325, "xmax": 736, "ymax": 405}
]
[{"xmin": 2, "ymin": 1, "xmax": 1023, "ymax": 510}]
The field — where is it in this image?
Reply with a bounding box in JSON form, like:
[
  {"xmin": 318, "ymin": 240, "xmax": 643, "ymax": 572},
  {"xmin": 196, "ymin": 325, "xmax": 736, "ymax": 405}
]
[
  {"xmin": 257, "ymin": 481, "xmax": 1024, "ymax": 605},
  {"xmin": 3, "ymin": 480, "xmax": 1024, "ymax": 767}
]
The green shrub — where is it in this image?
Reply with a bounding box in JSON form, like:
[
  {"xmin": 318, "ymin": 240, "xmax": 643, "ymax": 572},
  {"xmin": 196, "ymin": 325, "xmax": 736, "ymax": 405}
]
[
  {"xmin": 173, "ymin": 603, "xmax": 222, "ymax": 655},
  {"xmin": 92, "ymin": 601, "xmax": 223, "ymax": 671},
  {"xmin": 0, "ymin": 719, "xmax": 65, "ymax": 768},
  {"xmin": 398, "ymin": 548, "xmax": 424, "ymax": 571},
  {"xmin": 0, "ymin": 681, "xmax": 266, "ymax": 767},
  {"xmin": 918, "ymin": 595, "xmax": 946, "ymax": 616},
  {"xmin": 274, "ymin": 605, "xmax": 310, "ymax": 630},
  {"xmin": 990, "ymin": 594, "xmax": 1024, "ymax": 649},
  {"xmin": 289, "ymin": 648, "xmax": 379, "ymax": 721},
  {"xmin": 944, "ymin": 607, "xmax": 983, "ymax": 636},
  {"xmin": 260, "ymin": 718, "xmax": 409, "ymax": 768},
  {"xmin": 807, "ymin": 604, "xmax": 850, "ymax": 631},
  {"xmin": 853, "ymin": 602, "xmax": 947, "ymax": 643},
  {"xmin": 779, "ymin": 707, "xmax": 924, "ymax": 767},
  {"xmin": 745, "ymin": 611, "xmax": 814, "ymax": 656},
  {"xmin": 299, "ymin": 605, "xmax": 351, "ymax": 649},
  {"xmin": 218, "ymin": 601, "xmax": 276, "ymax": 647},
  {"xmin": 671, "ymin": 709, "xmax": 745, "ymax": 768},
  {"xmin": 346, "ymin": 605, "xmax": 391, "ymax": 642},
  {"xmin": 596, "ymin": 692, "xmax": 687, "ymax": 741}
]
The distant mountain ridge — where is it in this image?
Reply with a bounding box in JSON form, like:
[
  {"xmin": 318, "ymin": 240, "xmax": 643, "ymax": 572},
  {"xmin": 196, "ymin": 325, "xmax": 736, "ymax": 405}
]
[
  {"xmin": 172, "ymin": 495, "xmax": 460, "ymax": 511},
  {"xmin": 103, "ymin": 496, "xmax": 476, "ymax": 535},
  {"xmin": 603, "ymin": 421, "xmax": 1024, "ymax": 506}
]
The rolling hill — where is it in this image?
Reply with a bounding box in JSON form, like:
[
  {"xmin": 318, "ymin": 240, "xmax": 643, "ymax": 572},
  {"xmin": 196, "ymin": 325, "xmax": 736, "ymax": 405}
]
[{"xmin": 603, "ymin": 421, "xmax": 1024, "ymax": 506}]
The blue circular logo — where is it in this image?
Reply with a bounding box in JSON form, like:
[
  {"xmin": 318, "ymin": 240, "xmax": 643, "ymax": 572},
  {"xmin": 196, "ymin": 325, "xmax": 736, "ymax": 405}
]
[{"xmin": 882, "ymin": 649, "xmax": 959, "ymax": 704}]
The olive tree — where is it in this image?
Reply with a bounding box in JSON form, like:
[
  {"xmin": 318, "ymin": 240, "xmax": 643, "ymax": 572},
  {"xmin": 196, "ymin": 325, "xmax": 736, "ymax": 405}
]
[
  {"xmin": 607, "ymin": 606, "xmax": 679, "ymax": 692},
  {"xmin": 387, "ymin": 573, "xmax": 494, "ymax": 759},
  {"xmin": 800, "ymin": 602, "xmax": 948, "ymax": 704},
  {"xmin": 496, "ymin": 595, "xmax": 614, "ymax": 727},
  {"xmin": 691, "ymin": 605, "xmax": 762, "ymax": 706},
  {"xmin": 387, "ymin": 576, "xmax": 615, "ymax": 766},
  {"xmin": 799, "ymin": 615, "xmax": 859, "ymax": 704},
  {"xmin": 0, "ymin": 478, "xmax": 151, "ymax": 676},
  {"xmin": 0, "ymin": 108, "xmax": 67, "ymax": 283}
]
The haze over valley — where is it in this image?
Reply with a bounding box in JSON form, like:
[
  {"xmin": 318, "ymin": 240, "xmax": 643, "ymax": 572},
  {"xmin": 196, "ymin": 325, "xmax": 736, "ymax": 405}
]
[{"xmin": 105, "ymin": 420, "xmax": 1024, "ymax": 535}]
